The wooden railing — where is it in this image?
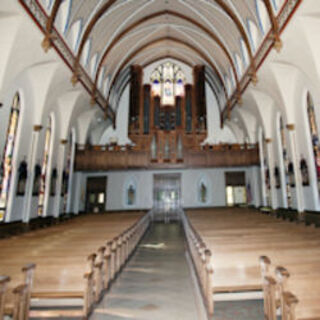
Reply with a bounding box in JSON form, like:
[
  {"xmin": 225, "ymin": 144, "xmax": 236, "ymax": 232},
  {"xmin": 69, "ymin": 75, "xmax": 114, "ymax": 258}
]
[{"xmin": 74, "ymin": 143, "xmax": 259, "ymax": 171}]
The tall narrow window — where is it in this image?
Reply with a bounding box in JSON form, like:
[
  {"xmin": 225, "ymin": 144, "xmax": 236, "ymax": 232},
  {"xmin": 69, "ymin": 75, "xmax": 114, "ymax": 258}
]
[
  {"xmin": 63, "ymin": 136, "xmax": 72, "ymax": 212},
  {"xmin": 262, "ymin": 136, "xmax": 272, "ymax": 207},
  {"xmin": 307, "ymin": 93, "xmax": 320, "ymax": 192},
  {"xmin": 38, "ymin": 118, "xmax": 52, "ymax": 216},
  {"xmin": 151, "ymin": 62, "xmax": 185, "ymax": 106},
  {"xmin": 0, "ymin": 93, "xmax": 21, "ymax": 221},
  {"xmin": 280, "ymin": 117, "xmax": 292, "ymax": 207}
]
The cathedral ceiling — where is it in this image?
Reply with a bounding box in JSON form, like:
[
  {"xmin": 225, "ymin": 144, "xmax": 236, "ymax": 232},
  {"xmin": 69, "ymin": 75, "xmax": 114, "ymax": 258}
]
[{"xmin": 20, "ymin": 0, "xmax": 301, "ymax": 121}]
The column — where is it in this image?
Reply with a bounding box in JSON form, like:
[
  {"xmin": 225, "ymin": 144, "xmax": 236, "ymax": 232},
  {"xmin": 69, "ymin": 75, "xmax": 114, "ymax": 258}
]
[
  {"xmin": 286, "ymin": 124, "xmax": 304, "ymax": 216},
  {"xmin": 259, "ymin": 133, "xmax": 267, "ymax": 207},
  {"xmin": 66, "ymin": 137, "xmax": 76, "ymax": 213},
  {"xmin": 266, "ymin": 138, "xmax": 277, "ymax": 210}
]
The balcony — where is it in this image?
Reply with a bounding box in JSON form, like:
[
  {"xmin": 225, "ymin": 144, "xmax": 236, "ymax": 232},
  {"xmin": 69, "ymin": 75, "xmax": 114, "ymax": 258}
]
[{"xmin": 74, "ymin": 143, "xmax": 260, "ymax": 171}]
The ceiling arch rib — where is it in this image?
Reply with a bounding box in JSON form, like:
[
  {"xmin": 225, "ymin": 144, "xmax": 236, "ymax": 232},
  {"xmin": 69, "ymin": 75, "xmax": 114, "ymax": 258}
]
[
  {"xmin": 36, "ymin": 0, "xmax": 281, "ymax": 121},
  {"xmin": 102, "ymin": 26, "xmax": 226, "ymax": 99},
  {"xmin": 142, "ymin": 54, "xmax": 194, "ymax": 70},
  {"xmin": 95, "ymin": 30, "xmax": 229, "ymax": 106},
  {"xmin": 210, "ymin": 0, "xmax": 256, "ymax": 79},
  {"xmin": 114, "ymin": 55, "xmax": 222, "ymax": 114},
  {"xmin": 105, "ymin": 36, "xmax": 228, "ymax": 114},
  {"xmin": 73, "ymin": 10, "xmax": 240, "ymax": 95}
]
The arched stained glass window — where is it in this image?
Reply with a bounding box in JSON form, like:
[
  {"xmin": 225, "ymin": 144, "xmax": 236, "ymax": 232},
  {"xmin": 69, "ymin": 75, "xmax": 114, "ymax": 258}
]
[
  {"xmin": 63, "ymin": 133, "xmax": 74, "ymax": 212},
  {"xmin": 38, "ymin": 117, "xmax": 52, "ymax": 216},
  {"xmin": 150, "ymin": 62, "xmax": 186, "ymax": 106},
  {"xmin": 0, "ymin": 93, "xmax": 21, "ymax": 221},
  {"xmin": 307, "ymin": 93, "xmax": 320, "ymax": 192},
  {"xmin": 280, "ymin": 117, "xmax": 292, "ymax": 207},
  {"xmin": 262, "ymin": 134, "xmax": 272, "ymax": 207}
]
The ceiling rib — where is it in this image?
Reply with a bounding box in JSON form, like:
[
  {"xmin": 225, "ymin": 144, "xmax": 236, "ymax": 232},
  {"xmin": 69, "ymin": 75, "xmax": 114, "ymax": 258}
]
[
  {"xmin": 72, "ymin": 10, "xmax": 240, "ymax": 99},
  {"xmin": 105, "ymin": 36, "xmax": 228, "ymax": 116}
]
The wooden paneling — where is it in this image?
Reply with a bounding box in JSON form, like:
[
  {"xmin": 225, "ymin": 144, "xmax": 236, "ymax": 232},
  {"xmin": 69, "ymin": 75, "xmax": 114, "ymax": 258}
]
[{"xmin": 75, "ymin": 144, "xmax": 259, "ymax": 171}]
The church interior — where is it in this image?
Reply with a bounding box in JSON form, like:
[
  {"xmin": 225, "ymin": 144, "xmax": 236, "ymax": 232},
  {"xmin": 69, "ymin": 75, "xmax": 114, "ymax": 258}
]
[{"xmin": 1, "ymin": 0, "xmax": 320, "ymax": 319}]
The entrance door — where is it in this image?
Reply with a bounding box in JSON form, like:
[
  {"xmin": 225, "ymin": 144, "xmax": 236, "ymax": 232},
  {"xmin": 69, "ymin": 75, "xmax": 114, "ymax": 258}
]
[
  {"xmin": 86, "ymin": 177, "xmax": 107, "ymax": 213},
  {"xmin": 153, "ymin": 173, "xmax": 181, "ymax": 221},
  {"xmin": 225, "ymin": 172, "xmax": 247, "ymax": 206}
]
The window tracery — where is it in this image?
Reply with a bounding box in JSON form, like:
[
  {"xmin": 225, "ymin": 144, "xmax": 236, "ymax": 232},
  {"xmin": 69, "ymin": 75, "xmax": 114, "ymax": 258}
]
[
  {"xmin": 38, "ymin": 118, "xmax": 52, "ymax": 216},
  {"xmin": 0, "ymin": 93, "xmax": 21, "ymax": 221},
  {"xmin": 307, "ymin": 93, "xmax": 320, "ymax": 192},
  {"xmin": 150, "ymin": 62, "xmax": 186, "ymax": 106}
]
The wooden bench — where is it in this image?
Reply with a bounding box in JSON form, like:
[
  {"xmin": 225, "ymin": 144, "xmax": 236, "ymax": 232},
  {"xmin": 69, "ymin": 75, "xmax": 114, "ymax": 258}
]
[
  {"xmin": 185, "ymin": 208, "xmax": 320, "ymax": 319},
  {"xmin": 0, "ymin": 212, "xmax": 150, "ymax": 319}
]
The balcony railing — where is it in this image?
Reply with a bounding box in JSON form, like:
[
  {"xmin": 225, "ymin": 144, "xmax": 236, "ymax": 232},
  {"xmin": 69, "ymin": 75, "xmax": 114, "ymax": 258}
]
[{"xmin": 74, "ymin": 143, "xmax": 260, "ymax": 171}]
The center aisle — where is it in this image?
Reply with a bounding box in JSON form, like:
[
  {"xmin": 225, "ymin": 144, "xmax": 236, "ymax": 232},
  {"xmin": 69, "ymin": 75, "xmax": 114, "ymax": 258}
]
[{"xmin": 91, "ymin": 223, "xmax": 204, "ymax": 320}]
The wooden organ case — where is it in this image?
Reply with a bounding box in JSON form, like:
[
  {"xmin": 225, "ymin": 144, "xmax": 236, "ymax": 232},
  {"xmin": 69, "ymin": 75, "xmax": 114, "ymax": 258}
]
[{"xmin": 128, "ymin": 65, "xmax": 207, "ymax": 164}]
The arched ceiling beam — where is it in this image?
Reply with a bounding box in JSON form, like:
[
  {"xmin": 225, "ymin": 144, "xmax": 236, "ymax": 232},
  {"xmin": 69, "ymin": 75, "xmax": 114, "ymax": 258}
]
[
  {"xmin": 142, "ymin": 55, "xmax": 194, "ymax": 70},
  {"xmin": 210, "ymin": 0, "xmax": 256, "ymax": 80},
  {"xmin": 72, "ymin": 0, "xmax": 117, "ymax": 69},
  {"xmin": 263, "ymin": 0, "xmax": 282, "ymax": 51},
  {"xmin": 105, "ymin": 36, "xmax": 228, "ymax": 115},
  {"xmin": 73, "ymin": 10, "xmax": 240, "ymax": 95},
  {"xmin": 45, "ymin": 0, "xmax": 258, "ymax": 88}
]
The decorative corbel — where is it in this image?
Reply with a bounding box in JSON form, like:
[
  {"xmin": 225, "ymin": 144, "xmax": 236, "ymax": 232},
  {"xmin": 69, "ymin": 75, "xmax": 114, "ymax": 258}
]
[
  {"xmin": 41, "ymin": 33, "xmax": 56, "ymax": 53},
  {"xmin": 71, "ymin": 71, "xmax": 80, "ymax": 86},
  {"xmin": 286, "ymin": 124, "xmax": 295, "ymax": 131},
  {"xmin": 33, "ymin": 125, "xmax": 43, "ymax": 132},
  {"xmin": 249, "ymin": 71, "xmax": 258, "ymax": 86},
  {"xmin": 60, "ymin": 139, "xmax": 68, "ymax": 145}
]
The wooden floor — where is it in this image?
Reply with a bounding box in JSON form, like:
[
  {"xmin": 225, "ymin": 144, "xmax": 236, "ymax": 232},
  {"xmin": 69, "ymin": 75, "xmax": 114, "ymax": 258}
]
[
  {"xmin": 186, "ymin": 207, "xmax": 320, "ymax": 320},
  {"xmin": 0, "ymin": 212, "xmax": 144, "ymax": 318}
]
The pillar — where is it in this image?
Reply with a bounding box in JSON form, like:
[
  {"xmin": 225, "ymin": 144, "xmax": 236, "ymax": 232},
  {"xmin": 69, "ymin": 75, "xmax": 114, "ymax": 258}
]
[{"xmin": 286, "ymin": 124, "xmax": 304, "ymax": 215}]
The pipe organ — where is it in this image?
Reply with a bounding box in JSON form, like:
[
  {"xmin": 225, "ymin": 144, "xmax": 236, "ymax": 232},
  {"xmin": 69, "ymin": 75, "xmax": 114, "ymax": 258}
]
[{"xmin": 128, "ymin": 64, "xmax": 207, "ymax": 163}]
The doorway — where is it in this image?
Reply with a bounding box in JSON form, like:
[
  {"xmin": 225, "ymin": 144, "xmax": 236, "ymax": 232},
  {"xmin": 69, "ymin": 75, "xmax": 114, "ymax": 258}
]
[
  {"xmin": 86, "ymin": 177, "xmax": 107, "ymax": 213},
  {"xmin": 153, "ymin": 173, "xmax": 181, "ymax": 221},
  {"xmin": 225, "ymin": 172, "xmax": 247, "ymax": 206}
]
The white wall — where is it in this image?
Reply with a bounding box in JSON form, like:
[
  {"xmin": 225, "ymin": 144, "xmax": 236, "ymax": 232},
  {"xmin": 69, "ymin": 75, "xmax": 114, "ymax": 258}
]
[{"xmin": 75, "ymin": 166, "xmax": 260, "ymax": 212}]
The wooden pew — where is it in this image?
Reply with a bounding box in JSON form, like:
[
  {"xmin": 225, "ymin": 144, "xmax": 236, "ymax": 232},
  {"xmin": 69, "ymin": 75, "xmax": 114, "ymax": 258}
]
[
  {"xmin": 0, "ymin": 276, "xmax": 10, "ymax": 320},
  {"xmin": 0, "ymin": 212, "xmax": 149, "ymax": 319},
  {"xmin": 185, "ymin": 208, "xmax": 320, "ymax": 319}
]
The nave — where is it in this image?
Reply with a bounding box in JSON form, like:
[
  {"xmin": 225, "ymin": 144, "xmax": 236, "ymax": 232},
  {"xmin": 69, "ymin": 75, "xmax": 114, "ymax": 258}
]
[{"xmin": 2, "ymin": 207, "xmax": 320, "ymax": 319}]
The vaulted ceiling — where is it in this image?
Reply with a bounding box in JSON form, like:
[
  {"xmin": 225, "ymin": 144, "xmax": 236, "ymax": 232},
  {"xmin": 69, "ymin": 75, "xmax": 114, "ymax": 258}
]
[{"xmin": 24, "ymin": 0, "xmax": 289, "ymax": 119}]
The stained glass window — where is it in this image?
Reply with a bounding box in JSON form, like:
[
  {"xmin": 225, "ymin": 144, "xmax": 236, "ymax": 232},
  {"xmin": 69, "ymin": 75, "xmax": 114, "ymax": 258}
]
[
  {"xmin": 262, "ymin": 135, "xmax": 272, "ymax": 207},
  {"xmin": 307, "ymin": 93, "xmax": 320, "ymax": 192},
  {"xmin": 150, "ymin": 62, "xmax": 186, "ymax": 106},
  {"xmin": 280, "ymin": 117, "xmax": 292, "ymax": 207},
  {"xmin": 63, "ymin": 136, "xmax": 72, "ymax": 212},
  {"xmin": 0, "ymin": 93, "xmax": 21, "ymax": 221},
  {"xmin": 38, "ymin": 118, "xmax": 52, "ymax": 216}
]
